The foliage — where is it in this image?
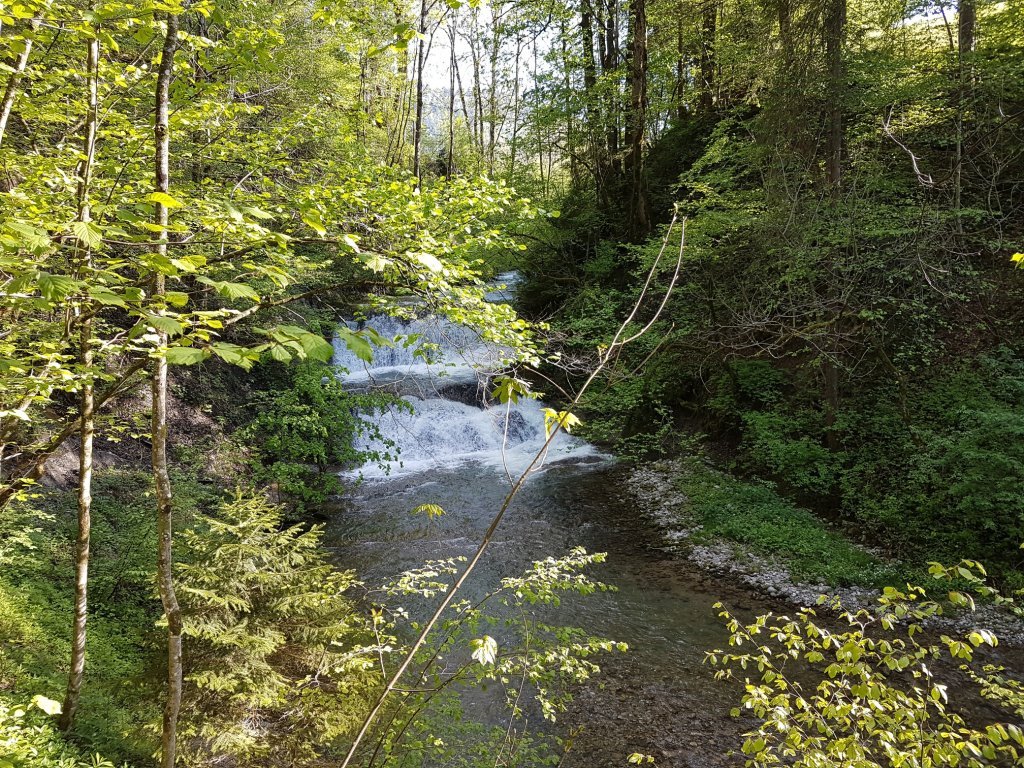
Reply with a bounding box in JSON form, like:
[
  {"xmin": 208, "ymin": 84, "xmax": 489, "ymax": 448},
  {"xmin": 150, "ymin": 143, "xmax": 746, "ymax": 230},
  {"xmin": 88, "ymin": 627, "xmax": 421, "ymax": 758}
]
[
  {"xmin": 0, "ymin": 0, "xmax": 544, "ymax": 508},
  {"xmin": 0, "ymin": 696, "xmax": 113, "ymax": 768},
  {"xmin": 362, "ymin": 548, "xmax": 626, "ymax": 766},
  {"xmin": 0, "ymin": 477, "xmax": 167, "ymax": 763},
  {"xmin": 177, "ymin": 491, "xmax": 376, "ymax": 766},
  {"xmin": 840, "ymin": 352, "xmax": 1024, "ymax": 572},
  {"xmin": 520, "ymin": 0, "xmax": 1024, "ymax": 586},
  {"xmin": 673, "ymin": 459, "xmax": 895, "ymax": 587},
  {"xmin": 708, "ymin": 561, "xmax": 1024, "ymax": 768},
  {"xmin": 239, "ymin": 362, "xmax": 403, "ymax": 509}
]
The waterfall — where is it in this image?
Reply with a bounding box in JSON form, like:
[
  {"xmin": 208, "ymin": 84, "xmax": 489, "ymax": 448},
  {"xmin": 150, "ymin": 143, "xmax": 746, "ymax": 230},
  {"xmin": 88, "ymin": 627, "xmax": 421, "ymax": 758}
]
[{"xmin": 334, "ymin": 273, "xmax": 600, "ymax": 478}]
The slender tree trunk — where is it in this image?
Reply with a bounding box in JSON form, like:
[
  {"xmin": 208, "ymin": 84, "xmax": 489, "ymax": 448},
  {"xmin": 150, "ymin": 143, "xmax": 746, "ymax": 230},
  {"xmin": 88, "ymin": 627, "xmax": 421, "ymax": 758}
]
[
  {"xmin": 0, "ymin": 10, "xmax": 45, "ymax": 151},
  {"xmin": 675, "ymin": 9, "xmax": 685, "ymax": 122},
  {"xmin": 453, "ymin": 44, "xmax": 473, "ymax": 153},
  {"xmin": 824, "ymin": 0, "xmax": 845, "ymax": 191},
  {"xmin": 59, "ymin": 27, "xmax": 100, "ymax": 732},
  {"xmin": 447, "ymin": 19, "xmax": 456, "ymax": 176},
  {"xmin": 626, "ymin": 0, "xmax": 649, "ymax": 238},
  {"xmin": 532, "ymin": 40, "xmax": 545, "ymax": 191},
  {"xmin": 486, "ymin": 6, "xmax": 500, "ymax": 174},
  {"xmin": 385, "ymin": 5, "xmax": 410, "ymax": 166},
  {"xmin": 560, "ymin": 19, "xmax": 578, "ymax": 184},
  {"xmin": 507, "ymin": 29, "xmax": 522, "ymax": 178},
  {"xmin": 958, "ymin": 0, "xmax": 975, "ymax": 56},
  {"xmin": 777, "ymin": 0, "xmax": 793, "ymax": 68},
  {"xmin": 699, "ymin": 0, "xmax": 716, "ymax": 113},
  {"xmin": 582, "ymin": 0, "xmax": 608, "ymax": 200},
  {"xmin": 603, "ymin": 0, "xmax": 620, "ymax": 169},
  {"xmin": 470, "ymin": 13, "xmax": 484, "ymax": 155},
  {"xmin": 954, "ymin": 0, "xmax": 975, "ymax": 232},
  {"xmin": 412, "ymin": 0, "xmax": 428, "ymax": 184},
  {"xmin": 581, "ymin": 0, "xmax": 599, "ymax": 117},
  {"xmin": 153, "ymin": 13, "xmax": 183, "ymax": 768}
]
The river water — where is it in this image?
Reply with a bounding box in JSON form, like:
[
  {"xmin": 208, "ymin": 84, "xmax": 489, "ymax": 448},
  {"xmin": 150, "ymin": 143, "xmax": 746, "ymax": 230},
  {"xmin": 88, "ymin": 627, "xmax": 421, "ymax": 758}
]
[{"xmin": 324, "ymin": 276, "xmax": 757, "ymax": 766}]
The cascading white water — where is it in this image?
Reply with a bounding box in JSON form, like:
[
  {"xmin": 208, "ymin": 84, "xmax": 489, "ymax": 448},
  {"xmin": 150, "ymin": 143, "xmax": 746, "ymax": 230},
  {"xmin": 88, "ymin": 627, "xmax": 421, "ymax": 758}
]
[{"xmin": 334, "ymin": 273, "xmax": 600, "ymax": 478}]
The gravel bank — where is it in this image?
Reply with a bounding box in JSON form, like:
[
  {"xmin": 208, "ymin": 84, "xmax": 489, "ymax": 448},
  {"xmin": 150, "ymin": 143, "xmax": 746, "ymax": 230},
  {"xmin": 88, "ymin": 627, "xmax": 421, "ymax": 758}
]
[{"xmin": 626, "ymin": 459, "xmax": 1024, "ymax": 645}]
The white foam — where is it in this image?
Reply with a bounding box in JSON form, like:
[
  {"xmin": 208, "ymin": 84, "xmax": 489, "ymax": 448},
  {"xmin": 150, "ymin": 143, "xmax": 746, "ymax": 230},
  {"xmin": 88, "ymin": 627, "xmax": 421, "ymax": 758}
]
[{"xmin": 335, "ymin": 273, "xmax": 606, "ymax": 479}]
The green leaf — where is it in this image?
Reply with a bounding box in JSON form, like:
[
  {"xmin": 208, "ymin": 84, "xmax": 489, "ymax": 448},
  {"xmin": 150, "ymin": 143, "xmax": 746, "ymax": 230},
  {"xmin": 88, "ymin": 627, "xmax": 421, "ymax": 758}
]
[
  {"xmin": 165, "ymin": 347, "xmax": 209, "ymax": 365},
  {"xmin": 210, "ymin": 342, "xmax": 262, "ymax": 371},
  {"xmin": 196, "ymin": 276, "xmax": 260, "ymax": 302},
  {"xmin": 165, "ymin": 291, "xmax": 190, "ymax": 307},
  {"xmin": 415, "ymin": 252, "xmax": 443, "ymax": 273},
  {"xmin": 492, "ymin": 377, "xmax": 531, "ymax": 404},
  {"xmin": 470, "ymin": 635, "xmax": 498, "ymax": 666},
  {"xmin": 69, "ymin": 220, "xmax": 104, "ymax": 248},
  {"xmin": 301, "ymin": 214, "xmax": 327, "ymax": 236},
  {"xmin": 147, "ymin": 191, "xmax": 184, "ymax": 209},
  {"xmin": 242, "ymin": 206, "xmax": 275, "ymax": 220},
  {"xmin": 5, "ymin": 221, "xmax": 51, "ymax": 252},
  {"xmin": 37, "ymin": 272, "xmax": 78, "ymax": 301},
  {"xmin": 412, "ymin": 503, "xmax": 445, "ymax": 519},
  {"xmin": 30, "ymin": 695, "xmax": 62, "ymax": 716},
  {"xmin": 361, "ymin": 253, "xmax": 392, "ymax": 272},
  {"xmin": 336, "ymin": 327, "xmax": 373, "ymax": 363},
  {"xmin": 146, "ymin": 314, "xmax": 184, "ymax": 336},
  {"xmin": 269, "ymin": 344, "xmax": 292, "ymax": 363},
  {"xmin": 88, "ymin": 287, "xmax": 127, "ymax": 308},
  {"xmin": 541, "ymin": 408, "xmax": 582, "ymax": 438}
]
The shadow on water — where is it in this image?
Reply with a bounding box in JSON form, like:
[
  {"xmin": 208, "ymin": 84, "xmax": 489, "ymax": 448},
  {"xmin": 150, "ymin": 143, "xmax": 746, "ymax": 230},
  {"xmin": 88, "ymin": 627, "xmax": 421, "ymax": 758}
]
[
  {"xmin": 321, "ymin": 460, "xmax": 762, "ymax": 767},
  {"xmin": 320, "ymin": 273, "xmax": 768, "ymax": 765}
]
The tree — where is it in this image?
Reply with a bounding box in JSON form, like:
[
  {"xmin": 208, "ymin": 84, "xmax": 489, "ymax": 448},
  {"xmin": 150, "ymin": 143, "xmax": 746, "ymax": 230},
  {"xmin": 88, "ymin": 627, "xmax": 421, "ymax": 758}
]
[
  {"xmin": 151, "ymin": 9, "xmax": 183, "ymax": 766},
  {"xmin": 59, "ymin": 16, "xmax": 100, "ymax": 732}
]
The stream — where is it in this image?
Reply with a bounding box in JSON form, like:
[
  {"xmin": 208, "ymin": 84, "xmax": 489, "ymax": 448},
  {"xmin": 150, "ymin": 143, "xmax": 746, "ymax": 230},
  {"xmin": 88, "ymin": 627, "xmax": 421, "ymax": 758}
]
[{"xmin": 321, "ymin": 275, "xmax": 767, "ymax": 766}]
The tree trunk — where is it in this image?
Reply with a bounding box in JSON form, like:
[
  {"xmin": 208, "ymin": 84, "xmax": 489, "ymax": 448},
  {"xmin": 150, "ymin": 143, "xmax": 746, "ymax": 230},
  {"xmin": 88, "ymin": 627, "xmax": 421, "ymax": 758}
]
[
  {"xmin": 560, "ymin": 19, "xmax": 578, "ymax": 184},
  {"xmin": 507, "ymin": 28, "xmax": 522, "ymax": 178},
  {"xmin": 447, "ymin": 19, "xmax": 456, "ymax": 176},
  {"xmin": 153, "ymin": 13, "xmax": 183, "ymax": 768},
  {"xmin": 471, "ymin": 13, "xmax": 484, "ymax": 155},
  {"xmin": 777, "ymin": 0, "xmax": 794, "ymax": 72},
  {"xmin": 675, "ymin": 9, "xmax": 685, "ymax": 122},
  {"xmin": 453, "ymin": 43, "xmax": 473, "ymax": 153},
  {"xmin": 824, "ymin": 0, "xmax": 845, "ymax": 191},
  {"xmin": 59, "ymin": 27, "xmax": 99, "ymax": 732},
  {"xmin": 412, "ymin": 0, "xmax": 428, "ymax": 184},
  {"xmin": 385, "ymin": 4, "xmax": 410, "ymax": 166},
  {"xmin": 699, "ymin": 0, "xmax": 716, "ymax": 113},
  {"xmin": 0, "ymin": 10, "xmax": 45, "ymax": 151},
  {"xmin": 625, "ymin": 0, "xmax": 649, "ymax": 239},
  {"xmin": 958, "ymin": 0, "xmax": 975, "ymax": 56},
  {"xmin": 954, "ymin": 0, "xmax": 975, "ymax": 231},
  {"xmin": 581, "ymin": 0, "xmax": 599, "ymax": 119},
  {"xmin": 603, "ymin": 0, "xmax": 620, "ymax": 169},
  {"xmin": 486, "ymin": 4, "xmax": 501, "ymax": 174}
]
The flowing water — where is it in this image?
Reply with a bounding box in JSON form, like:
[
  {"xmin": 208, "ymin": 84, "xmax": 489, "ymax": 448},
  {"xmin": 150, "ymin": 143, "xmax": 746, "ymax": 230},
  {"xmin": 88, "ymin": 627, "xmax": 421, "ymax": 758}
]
[{"xmin": 323, "ymin": 275, "xmax": 761, "ymax": 766}]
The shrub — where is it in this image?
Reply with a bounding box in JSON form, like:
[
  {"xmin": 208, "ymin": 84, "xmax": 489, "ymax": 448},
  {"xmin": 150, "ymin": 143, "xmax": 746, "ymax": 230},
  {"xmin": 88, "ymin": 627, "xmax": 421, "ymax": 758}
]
[
  {"xmin": 177, "ymin": 491, "xmax": 376, "ymax": 766},
  {"xmin": 240, "ymin": 362, "xmax": 399, "ymax": 509}
]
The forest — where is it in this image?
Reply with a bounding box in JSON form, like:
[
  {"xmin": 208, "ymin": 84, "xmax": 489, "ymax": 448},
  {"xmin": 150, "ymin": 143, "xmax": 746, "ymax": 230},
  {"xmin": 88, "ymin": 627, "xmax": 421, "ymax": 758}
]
[{"xmin": 1, "ymin": 0, "xmax": 1023, "ymax": 766}]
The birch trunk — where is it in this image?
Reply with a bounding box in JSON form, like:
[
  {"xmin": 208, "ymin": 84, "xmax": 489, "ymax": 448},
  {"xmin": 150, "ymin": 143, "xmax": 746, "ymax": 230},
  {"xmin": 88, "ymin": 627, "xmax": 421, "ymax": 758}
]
[{"xmin": 153, "ymin": 12, "xmax": 184, "ymax": 768}]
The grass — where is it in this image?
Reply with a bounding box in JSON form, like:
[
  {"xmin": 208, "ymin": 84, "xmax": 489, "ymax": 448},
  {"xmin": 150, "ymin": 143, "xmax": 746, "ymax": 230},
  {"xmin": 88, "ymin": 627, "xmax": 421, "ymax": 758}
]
[{"xmin": 672, "ymin": 459, "xmax": 910, "ymax": 588}]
